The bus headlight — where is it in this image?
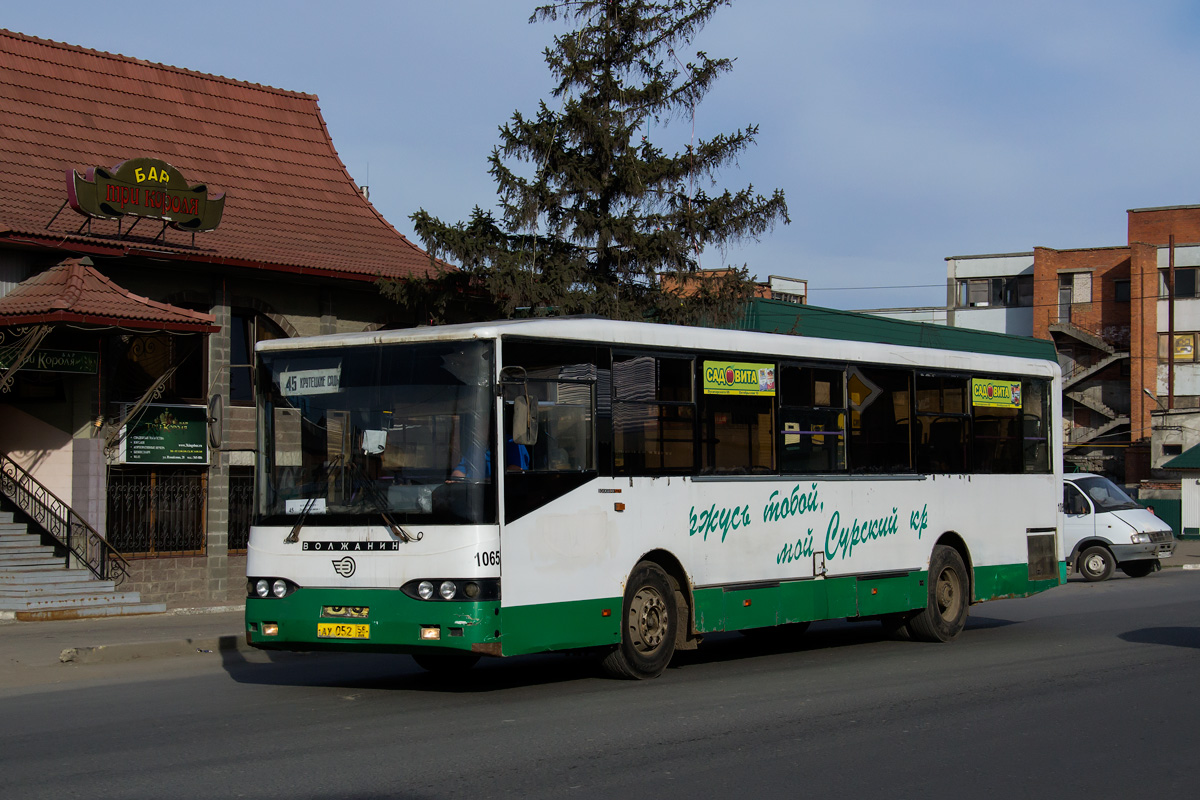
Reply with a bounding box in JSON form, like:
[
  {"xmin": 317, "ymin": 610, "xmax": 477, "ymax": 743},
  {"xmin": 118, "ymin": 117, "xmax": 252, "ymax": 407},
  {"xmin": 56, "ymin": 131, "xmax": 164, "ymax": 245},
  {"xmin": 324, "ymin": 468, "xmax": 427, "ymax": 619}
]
[
  {"xmin": 1131, "ymin": 533, "xmax": 1151, "ymax": 544},
  {"xmin": 401, "ymin": 578, "xmax": 501, "ymax": 601},
  {"xmin": 249, "ymin": 577, "xmax": 295, "ymax": 599}
]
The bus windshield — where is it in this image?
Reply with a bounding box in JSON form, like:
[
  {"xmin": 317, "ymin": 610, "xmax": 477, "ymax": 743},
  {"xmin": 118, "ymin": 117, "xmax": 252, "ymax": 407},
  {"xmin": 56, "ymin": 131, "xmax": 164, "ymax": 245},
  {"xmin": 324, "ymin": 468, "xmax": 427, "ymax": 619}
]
[{"xmin": 256, "ymin": 340, "xmax": 496, "ymax": 525}]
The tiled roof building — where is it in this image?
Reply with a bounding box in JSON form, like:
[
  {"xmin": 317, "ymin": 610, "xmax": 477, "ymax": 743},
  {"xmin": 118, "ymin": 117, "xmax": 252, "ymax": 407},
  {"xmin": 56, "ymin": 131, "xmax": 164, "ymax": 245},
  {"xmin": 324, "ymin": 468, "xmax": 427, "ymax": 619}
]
[
  {"xmin": 0, "ymin": 29, "xmax": 443, "ymax": 612},
  {"xmin": 0, "ymin": 28, "xmax": 437, "ymax": 282}
]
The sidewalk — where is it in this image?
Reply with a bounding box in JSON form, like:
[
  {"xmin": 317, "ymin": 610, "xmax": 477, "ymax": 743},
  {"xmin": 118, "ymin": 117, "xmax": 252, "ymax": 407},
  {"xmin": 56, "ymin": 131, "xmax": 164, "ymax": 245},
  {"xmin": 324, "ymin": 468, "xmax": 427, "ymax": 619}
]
[
  {"xmin": 0, "ymin": 605, "xmax": 249, "ymax": 677},
  {"xmin": 2, "ymin": 540, "xmax": 1199, "ymax": 682}
]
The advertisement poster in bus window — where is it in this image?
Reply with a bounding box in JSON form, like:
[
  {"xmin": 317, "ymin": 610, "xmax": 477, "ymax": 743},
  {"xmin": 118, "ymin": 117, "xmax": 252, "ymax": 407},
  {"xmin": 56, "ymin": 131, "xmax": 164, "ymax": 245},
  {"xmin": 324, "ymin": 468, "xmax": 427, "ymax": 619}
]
[
  {"xmin": 703, "ymin": 361, "xmax": 775, "ymax": 396},
  {"xmin": 971, "ymin": 379, "xmax": 1022, "ymax": 408}
]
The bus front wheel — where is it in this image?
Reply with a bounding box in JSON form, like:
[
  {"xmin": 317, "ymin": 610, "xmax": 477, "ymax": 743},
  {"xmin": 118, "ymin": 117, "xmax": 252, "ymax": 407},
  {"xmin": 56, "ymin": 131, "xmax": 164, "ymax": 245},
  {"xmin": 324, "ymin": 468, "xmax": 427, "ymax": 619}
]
[
  {"xmin": 602, "ymin": 561, "xmax": 678, "ymax": 679},
  {"xmin": 907, "ymin": 545, "xmax": 969, "ymax": 643}
]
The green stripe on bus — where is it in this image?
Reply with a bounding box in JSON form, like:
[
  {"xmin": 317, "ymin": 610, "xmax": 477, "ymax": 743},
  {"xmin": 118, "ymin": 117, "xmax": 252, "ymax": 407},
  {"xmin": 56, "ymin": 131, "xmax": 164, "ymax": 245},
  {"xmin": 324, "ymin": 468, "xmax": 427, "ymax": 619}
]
[
  {"xmin": 247, "ymin": 562, "xmax": 1063, "ymax": 656},
  {"xmin": 246, "ymin": 589, "xmax": 500, "ymax": 654},
  {"xmin": 499, "ymin": 597, "xmax": 621, "ymax": 656},
  {"xmin": 973, "ymin": 562, "xmax": 1064, "ymax": 600}
]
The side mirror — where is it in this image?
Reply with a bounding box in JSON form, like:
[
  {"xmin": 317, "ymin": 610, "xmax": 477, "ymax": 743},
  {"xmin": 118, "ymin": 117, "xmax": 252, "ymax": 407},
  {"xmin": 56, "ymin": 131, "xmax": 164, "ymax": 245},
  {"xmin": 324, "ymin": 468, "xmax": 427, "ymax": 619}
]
[{"xmin": 512, "ymin": 395, "xmax": 539, "ymax": 446}]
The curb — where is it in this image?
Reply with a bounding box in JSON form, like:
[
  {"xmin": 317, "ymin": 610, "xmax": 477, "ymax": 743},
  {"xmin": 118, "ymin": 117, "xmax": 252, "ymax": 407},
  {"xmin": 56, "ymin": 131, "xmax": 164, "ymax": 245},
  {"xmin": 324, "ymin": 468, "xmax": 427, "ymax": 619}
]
[{"xmin": 59, "ymin": 634, "xmax": 253, "ymax": 665}]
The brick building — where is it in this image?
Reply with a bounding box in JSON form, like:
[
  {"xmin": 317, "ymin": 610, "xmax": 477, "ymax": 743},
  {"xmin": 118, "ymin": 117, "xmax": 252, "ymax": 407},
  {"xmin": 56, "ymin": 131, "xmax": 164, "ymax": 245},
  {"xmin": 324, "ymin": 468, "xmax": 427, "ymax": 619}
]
[
  {"xmin": 0, "ymin": 30, "xmax": 441, "ymax": 610},
  {"xmin": 944, "ymin": 206, "xmax": 1200, "ymax": 489}
]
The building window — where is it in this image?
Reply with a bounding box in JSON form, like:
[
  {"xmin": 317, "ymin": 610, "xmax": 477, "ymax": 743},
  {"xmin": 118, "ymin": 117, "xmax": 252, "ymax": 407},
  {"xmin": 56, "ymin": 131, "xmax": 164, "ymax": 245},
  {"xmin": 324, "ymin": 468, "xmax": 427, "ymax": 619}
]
[
  {"xmin": 956, "ymin": 275, "xmax": 1033, "ymax": 309},
  {"xmin": 1114, "ymin": 279, "xmax": 1131, "ymax": 302},
  {"xmin": 1159, "ymin": 334, "xmax": 1197, "ymax": 362},
  {"xmin": 1070, "ymin": 272, "xmax": 1092, "ymax": 303},
  {"xmin": 1164, "ymin": 444, "xmax": 1183, "ymax": 457},
  {"xmin": 229, "ymin": 310, "xmax": 286, "ymax": 406},
  {"xmin": 1160, "ymin": 268, "xmax": 1199, "ymax": 298}
]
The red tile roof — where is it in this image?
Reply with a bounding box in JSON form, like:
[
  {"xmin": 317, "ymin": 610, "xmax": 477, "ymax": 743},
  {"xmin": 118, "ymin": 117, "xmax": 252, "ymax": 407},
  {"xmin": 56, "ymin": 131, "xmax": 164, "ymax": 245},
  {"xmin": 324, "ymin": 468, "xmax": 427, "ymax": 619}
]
[
  {"xmin": 0, "ymin": 29, "xmax": 442, "ymax": 282},
  {"xmin": 0, "ymin": 258, "xmax": 217, "ymax": 331}
]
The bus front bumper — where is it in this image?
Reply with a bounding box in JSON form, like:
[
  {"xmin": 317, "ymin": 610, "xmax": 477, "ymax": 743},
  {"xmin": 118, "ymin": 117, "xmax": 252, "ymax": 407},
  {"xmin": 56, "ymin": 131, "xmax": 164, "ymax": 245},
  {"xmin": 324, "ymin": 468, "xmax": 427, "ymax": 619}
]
[{"xmin": 245, "ymin": 588, "xmax": 502, "ymax": 656}]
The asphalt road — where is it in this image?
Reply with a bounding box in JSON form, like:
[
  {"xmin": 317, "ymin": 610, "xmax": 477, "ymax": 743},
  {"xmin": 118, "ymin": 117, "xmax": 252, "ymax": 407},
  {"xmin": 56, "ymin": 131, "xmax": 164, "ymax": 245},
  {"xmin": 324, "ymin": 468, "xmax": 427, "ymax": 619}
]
[{"xmin": 3, "ymin": 570, "xmax": 1198, "ymax": 800}]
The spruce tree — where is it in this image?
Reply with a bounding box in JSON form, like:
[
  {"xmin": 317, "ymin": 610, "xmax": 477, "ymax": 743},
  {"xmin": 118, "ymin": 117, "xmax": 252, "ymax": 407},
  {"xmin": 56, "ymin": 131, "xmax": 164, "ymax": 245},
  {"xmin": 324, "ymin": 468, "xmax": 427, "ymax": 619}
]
[{"xmin": 389, "ymin": 0, "xmax": 789, "ymax": 325}]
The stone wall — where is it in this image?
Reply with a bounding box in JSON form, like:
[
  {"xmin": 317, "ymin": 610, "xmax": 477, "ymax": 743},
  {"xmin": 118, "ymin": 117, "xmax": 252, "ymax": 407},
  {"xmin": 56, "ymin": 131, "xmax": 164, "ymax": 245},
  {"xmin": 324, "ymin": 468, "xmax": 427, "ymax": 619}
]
[{"xmin": 121, "ymin": 554, "xmax": 247, "ymax": 608}]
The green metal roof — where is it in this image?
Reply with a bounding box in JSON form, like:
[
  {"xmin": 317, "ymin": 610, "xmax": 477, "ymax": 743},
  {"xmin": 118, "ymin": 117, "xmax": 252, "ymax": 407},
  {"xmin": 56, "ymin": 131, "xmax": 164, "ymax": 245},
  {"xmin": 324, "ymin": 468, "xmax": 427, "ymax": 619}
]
[
  {"xmin": 735, "ymin": 298, "xmax": 1058, "ymax": 362},
  {"xmin": 1162, "ymin": 444, "xmax": 1200, "ymax": 470}
]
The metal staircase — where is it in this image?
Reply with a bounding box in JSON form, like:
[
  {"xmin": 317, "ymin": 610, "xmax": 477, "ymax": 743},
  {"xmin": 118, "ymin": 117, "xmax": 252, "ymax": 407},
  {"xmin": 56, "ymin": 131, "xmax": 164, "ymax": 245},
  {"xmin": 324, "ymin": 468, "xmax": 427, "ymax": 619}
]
[{"xmin": 0, "ymin": 453, "xmax": 165, "ymax": 620}]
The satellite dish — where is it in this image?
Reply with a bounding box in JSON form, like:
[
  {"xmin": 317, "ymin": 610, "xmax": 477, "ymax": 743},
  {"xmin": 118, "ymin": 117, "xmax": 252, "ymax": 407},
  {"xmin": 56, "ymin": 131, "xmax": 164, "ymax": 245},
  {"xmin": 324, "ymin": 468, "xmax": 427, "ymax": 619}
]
[{"xmin": 207, "ymin": 394, "xmax": 223, "ymax": 450}]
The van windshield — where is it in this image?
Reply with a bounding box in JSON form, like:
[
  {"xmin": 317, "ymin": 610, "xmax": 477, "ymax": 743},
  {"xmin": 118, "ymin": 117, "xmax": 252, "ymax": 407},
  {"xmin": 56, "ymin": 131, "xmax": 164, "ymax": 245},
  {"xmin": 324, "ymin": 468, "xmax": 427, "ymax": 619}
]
[{"xmin": 1069, "ymin": 476, "xmax": 1141, "ymax": 512}]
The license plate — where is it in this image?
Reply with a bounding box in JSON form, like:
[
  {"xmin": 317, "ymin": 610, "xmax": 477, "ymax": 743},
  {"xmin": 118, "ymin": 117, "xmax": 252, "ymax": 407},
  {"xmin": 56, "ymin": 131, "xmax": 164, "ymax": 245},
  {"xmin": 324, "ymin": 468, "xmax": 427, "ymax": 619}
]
[{"xmin": 317, "ymin": 622, "xmax": 370, "ymax": 640}]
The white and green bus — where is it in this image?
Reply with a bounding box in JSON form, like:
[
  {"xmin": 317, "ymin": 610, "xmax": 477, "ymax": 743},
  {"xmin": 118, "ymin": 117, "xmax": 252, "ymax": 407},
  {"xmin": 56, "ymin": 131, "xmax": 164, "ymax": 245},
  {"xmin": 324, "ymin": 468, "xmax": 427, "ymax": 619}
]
[{"xmin": 245, "ymin": 318, "xmax": 1063, "ymax": 678}]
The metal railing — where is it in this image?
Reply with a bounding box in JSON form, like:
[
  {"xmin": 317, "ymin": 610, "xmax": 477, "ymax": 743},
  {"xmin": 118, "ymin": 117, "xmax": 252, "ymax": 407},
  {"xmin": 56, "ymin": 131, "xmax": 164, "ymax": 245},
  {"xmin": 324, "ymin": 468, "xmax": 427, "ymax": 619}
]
[
  {"xmin": 228, "ymin": 467, "xmax": 253, "ymax": 553},
  {"xmin": 0, "ymin": 451, "xmax": 131, "ymax": 585},
  {"xmin": 106, "ymin": 468, "xmax": 208, "ymax": 557}
]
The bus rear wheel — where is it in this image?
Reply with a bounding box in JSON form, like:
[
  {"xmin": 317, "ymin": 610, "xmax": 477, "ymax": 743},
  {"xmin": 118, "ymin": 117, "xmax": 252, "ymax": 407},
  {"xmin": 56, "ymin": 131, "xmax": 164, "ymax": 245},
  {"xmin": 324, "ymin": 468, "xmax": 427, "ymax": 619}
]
[
  {"xmin": 907, "ymin": 545, "xmax": 969, "ymax": 643},
  {"xmin": 602, "ymin": 561, "xmax": 678, "ymax": 680}
]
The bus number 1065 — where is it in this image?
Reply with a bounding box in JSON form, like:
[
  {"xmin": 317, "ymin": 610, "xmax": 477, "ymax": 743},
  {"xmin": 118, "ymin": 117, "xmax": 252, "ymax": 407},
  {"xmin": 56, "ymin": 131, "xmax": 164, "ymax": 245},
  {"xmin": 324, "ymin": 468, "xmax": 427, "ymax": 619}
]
[{"xmin": 475, "ymin": 550, "xmax": 501, "ymax": 567}]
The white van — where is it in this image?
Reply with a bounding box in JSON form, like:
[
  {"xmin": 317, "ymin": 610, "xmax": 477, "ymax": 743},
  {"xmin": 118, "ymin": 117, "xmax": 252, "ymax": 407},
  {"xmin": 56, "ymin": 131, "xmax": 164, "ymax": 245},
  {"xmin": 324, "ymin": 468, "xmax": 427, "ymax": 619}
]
[{"xmin": 1063, "ymin": 473, "xmax": 1176, "ymax": 581}]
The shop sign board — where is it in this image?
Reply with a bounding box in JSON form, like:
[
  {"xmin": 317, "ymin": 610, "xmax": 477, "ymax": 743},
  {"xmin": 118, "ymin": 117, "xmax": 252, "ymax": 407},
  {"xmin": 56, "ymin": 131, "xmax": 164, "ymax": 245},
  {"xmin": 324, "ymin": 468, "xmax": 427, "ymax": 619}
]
[
  {"xmin": 0, "ymin": 349, "xmax": 98, "ymax": 374},
  {"xmin": 119, "ymin": 404, "xmax": 209, "ymax": 465},
  {"xmin": 67, "ymin": 157, "xmax": 225, "ymax": 231}
]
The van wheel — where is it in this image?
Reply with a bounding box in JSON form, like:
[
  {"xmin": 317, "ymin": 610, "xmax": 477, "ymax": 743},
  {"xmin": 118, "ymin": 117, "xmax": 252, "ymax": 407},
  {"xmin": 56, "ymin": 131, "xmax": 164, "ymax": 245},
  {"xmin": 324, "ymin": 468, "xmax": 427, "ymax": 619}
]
[
  {"xmin": 601, "ymin": 561, "xmax": 678, "ymax": 679},
  {"xmin": 1077, "ymin": 546, "xmax": 1115, "ymax": 581},
  {"xmin": 1120, "ymin": 559, "xmax": 1157, "ymax": 578},
  {"xmin": 907, "ymin": 545, "xmax": 969, "ymax": 643}
]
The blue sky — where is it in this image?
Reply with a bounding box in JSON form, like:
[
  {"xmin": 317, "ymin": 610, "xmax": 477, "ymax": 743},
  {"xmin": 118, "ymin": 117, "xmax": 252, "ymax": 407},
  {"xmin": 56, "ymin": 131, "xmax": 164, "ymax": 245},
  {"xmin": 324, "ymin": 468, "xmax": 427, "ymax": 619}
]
[{"xmin": 8, "ymin": 1, "xmax": 1200, "ymax": 309}]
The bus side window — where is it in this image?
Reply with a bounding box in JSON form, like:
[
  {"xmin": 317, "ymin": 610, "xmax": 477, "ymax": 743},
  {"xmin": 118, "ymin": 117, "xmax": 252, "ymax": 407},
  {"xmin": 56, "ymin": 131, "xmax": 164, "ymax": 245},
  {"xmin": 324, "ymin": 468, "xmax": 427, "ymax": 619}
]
[
  {"xmin": 702, "ymin": 389, "xmax": 776, "ymax": 475},
  {"xmin": 612, "ymin": 353, "xmax": 696, "ymax": 474},
  {"xmin": 500, "ymin": 340, "xmax": 601, "ymax": 474},
  {"xmin": 1021, "ymin": 378, "xmax": 1051, "ymax": 473},
  {"xmin": 847, "ymin": 367, "xmax": 913, "ymax": 473},
  {"xmin": 778, "ymin": 363, "xmax": 846, "ymax": 473},
  {"xmin": 914, "ymin": 373, "xmax": 970, "ymax": 474}
]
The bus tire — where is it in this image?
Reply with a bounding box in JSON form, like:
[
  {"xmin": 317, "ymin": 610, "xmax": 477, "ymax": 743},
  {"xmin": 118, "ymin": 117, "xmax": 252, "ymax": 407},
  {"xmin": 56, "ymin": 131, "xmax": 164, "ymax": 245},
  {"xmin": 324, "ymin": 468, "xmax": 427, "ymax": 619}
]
[
  {"xmin": 412, "ymin": 654, "xmax": 481, "ymax": 674},
  {"xmin": 1077, "ymin": 545, "xmax": 1115, "ymax": 582},
  {"xmin": 602, "ymin": 561, "xmax": 678, "ymax": 680},
  {"xmin": 907, "ymin": 545, "xmax": 969, "ymax": 643}
]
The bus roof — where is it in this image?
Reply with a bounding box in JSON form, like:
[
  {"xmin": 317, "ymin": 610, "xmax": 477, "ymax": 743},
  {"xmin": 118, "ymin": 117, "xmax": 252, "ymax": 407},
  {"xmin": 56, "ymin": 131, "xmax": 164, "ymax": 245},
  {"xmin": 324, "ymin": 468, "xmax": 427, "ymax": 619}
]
[{"xmin": 258, "ymin": 316, "xmax": 1060, "ymax": 379}]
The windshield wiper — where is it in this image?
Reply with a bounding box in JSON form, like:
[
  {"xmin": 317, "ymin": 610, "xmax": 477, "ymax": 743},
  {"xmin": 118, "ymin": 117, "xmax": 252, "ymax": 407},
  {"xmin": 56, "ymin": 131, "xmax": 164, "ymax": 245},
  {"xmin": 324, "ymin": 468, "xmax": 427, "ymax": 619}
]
[
  {"xmin": 344, "ymin": 460, "xmax": 423, "ymax": 544},
  {"xmin": 283, "ymin": 454, "xmax": 344, "ymax": 544}
]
